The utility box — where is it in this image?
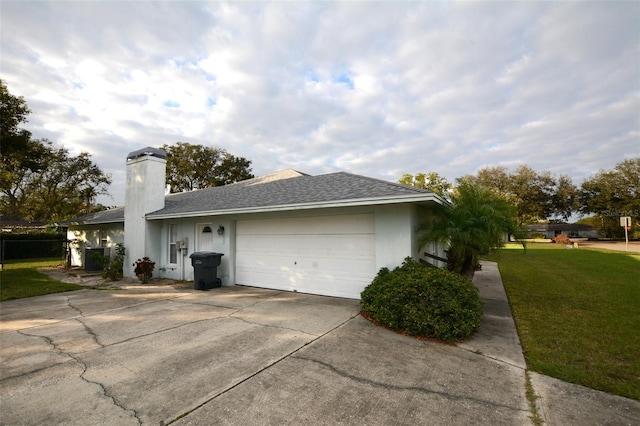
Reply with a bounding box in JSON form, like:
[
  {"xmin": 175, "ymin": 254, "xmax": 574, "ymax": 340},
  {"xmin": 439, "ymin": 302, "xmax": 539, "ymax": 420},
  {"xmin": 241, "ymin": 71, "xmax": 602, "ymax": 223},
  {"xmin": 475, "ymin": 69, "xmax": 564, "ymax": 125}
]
[
  {"xmin": 190, "ymin": 252, "xmax": 224, "ymax": 290},
  {"xmin": 85, "ymin": 247, "xmax": 108, "ymax": 272}
]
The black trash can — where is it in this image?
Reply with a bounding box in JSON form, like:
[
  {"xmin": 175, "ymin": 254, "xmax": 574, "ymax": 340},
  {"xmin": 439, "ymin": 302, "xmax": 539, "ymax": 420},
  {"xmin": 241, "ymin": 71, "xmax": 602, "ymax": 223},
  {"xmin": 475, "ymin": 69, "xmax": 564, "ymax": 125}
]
[{"xmin": 190, "ymin": 252, "xmax": 224, "ymax": 290}]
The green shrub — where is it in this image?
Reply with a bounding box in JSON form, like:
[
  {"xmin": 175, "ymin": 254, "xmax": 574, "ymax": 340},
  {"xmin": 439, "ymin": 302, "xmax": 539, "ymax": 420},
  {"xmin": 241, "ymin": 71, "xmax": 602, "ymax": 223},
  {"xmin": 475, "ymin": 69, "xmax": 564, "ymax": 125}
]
[
  {"xmin": 105, "ymin": 244, "xmax": 125, "ymax": 281},
  {"xmin": 89, "ymin": 243, "xmax": 125, "ymax": 281},
  {"xmin": 360, "ymin": 258, "xmax": 482, "ymax": 343}
]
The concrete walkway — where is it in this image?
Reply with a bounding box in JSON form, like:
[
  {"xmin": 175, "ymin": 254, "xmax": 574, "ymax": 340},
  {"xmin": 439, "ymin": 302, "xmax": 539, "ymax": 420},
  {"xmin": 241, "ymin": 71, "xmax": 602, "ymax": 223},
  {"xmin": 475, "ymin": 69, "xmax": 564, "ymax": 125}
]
[
  {"xmin": 1, "ymin": 264, "xmax": 638, "ymax": 425},
  {"xmin": 471, "ymin": 262, "xmax": 640, "ymax": 426}
]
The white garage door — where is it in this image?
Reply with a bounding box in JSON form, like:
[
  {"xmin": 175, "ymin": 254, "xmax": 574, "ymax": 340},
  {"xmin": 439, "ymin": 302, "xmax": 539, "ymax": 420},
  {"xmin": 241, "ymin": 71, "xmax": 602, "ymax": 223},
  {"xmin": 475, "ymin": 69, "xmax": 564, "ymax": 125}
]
[{"xmin": 236, "ymin": 214, "xmax": 376, "ymax": 299}]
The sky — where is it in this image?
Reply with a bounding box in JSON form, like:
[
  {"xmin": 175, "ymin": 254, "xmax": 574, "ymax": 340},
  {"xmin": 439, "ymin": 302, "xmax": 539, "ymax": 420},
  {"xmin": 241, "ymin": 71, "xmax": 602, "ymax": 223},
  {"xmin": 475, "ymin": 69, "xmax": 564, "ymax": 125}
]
[{"xmin": 2, "ymin": 1, "xmax": 639, "ymax": 206}]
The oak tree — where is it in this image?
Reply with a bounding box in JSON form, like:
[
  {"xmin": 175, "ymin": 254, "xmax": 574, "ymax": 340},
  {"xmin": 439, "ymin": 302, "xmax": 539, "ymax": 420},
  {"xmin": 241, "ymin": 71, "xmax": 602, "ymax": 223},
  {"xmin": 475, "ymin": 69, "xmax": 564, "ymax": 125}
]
[
  {"xmin": 162, "ymin": 142, "xmax": 254, "ymax": 193},
  {"xmin": 580, "ymin": 158, "xmax": 640, "ymax": 237},
  {"xmin": 463, "ymin": 165, "xmax": 579, "ymax": 225},
  {"xmin": 0, "ymin": 80, "xmax": 112, "ymax": 222}
]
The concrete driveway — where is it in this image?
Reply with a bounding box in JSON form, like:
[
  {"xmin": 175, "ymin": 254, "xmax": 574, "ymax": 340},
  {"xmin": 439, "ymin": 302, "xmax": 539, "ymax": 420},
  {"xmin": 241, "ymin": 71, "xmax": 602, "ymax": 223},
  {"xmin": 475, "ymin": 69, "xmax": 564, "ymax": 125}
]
[
  {"xmin": 2, "ymin": 267, "xmax": 639, "ymax": 425},
  {"xmin": 0, "ymin": 281, "xmax": 530, "ymax": 425}
]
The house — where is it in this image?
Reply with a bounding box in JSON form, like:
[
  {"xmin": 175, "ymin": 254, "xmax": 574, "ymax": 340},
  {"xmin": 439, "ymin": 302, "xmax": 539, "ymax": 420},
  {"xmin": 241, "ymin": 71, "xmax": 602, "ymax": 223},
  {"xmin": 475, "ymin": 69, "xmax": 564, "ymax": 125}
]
[
  {"xmin": 523, "ymin": 223, "xmax": 601, "ymax": 240},
  {"xmin": 1, "ymin": 216, "xmax": 50, "ymax": 233},
  {"xmin": 65, "ymin": 147, "xmax": 446, "ymax": 299}
]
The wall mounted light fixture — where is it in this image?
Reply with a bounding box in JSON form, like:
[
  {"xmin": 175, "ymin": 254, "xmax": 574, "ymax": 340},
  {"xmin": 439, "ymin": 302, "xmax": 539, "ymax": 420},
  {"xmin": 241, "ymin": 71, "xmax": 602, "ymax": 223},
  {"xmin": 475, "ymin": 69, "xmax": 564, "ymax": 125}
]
[{"xmin": 217, "ymin": 225, "xmax": 225, "ymax": 235}]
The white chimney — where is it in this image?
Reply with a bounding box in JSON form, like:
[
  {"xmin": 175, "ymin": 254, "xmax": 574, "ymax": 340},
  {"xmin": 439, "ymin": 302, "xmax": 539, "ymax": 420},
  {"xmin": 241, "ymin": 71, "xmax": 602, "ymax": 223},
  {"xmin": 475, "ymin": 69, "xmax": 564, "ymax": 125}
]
[{"xmin": 124, "ymin": 147, "xmax": 166, "ymax": 278}]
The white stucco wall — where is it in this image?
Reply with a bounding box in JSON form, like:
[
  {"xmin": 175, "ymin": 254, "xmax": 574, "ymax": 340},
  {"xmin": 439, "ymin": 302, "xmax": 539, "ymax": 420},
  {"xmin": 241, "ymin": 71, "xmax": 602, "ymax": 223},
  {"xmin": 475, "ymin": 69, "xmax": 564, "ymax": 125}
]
[
  {"xmin": 67, "ymin": 223, "xmax": 125, "ymax": 267},
  {"xmin": 373, "ymin": 204, "xmax": 415, "ymax": 271},
  {"xmin": 149, "ymin": 203, "xmax": 440, "ymax": 285},
  {"xmin": 66, "ymin": 201, "xmax": 444, "ymax": 287},
  {"xmin": 124, "ymin": 154, "xmax": 166, "ymax": 277},
  {"xmin": 152, "ymin": 217, "xmax": 235, "ymax": 283}
]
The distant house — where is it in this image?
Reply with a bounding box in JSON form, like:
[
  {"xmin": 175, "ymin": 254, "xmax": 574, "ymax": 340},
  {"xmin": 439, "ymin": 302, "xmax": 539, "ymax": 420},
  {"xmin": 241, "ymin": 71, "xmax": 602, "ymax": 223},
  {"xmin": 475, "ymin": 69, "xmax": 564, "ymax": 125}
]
[
  {"xmin": 523, "ymin": 223, "xmax": 601, "ymax": 239},
  {"xmin": 0, "ymin": 217, "xmax": 49, "ymax": 232},
  {"xmin": 64, "ymin": 147, "xmax": 446, "ymax": 299}
]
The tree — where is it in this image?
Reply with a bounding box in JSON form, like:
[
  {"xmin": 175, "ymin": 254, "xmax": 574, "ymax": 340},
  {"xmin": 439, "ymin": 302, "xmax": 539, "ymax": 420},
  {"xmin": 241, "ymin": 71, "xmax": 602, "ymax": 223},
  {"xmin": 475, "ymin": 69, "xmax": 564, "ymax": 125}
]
[
  {"xmin": 0, "ymin": 81, "xmax": 112, "ymax": 222},
  {"xmin": 417, "ymin": 181, "xmax": 524, "ymax": 278},
  {"xmin": 580, "ymin": 158, "xmax": 640, "ymax": 238},
  {"xmin": 162, "ymin": 142, "xmax": 254, "ymax": 192},
  {"xmin": 398, "ymin": 172, "xmax": 452, "ymax": 198},
  {"xmin": 1, "ymin": 79, "xmax": 32, "ymax": 161},
  {"xmin": 1, "ymin": 139, "xmax": 112, "ymax": 222},
  {"xmin": 464, "ymin": 165, "xmax": 579, "ymax": 225},
  {"xmin": 552, "ymin": 175, "xmax": 581, "ymax": 223}
]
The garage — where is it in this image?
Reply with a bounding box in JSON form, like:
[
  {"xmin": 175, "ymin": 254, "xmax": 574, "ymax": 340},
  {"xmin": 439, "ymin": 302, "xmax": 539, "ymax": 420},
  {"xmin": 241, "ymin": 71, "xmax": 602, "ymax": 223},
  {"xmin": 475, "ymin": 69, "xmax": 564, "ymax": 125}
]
[{"xmin": 236, "ymin": 214, "xmax": 376, "ymax": 299}]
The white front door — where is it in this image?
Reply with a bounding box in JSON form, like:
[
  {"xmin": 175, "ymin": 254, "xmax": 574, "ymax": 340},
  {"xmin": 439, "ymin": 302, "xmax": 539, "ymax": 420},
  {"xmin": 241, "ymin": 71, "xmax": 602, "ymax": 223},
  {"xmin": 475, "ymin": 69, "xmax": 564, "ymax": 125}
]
[
  {"xmin": 196, "ymin": 224, "xmax": 214, "ymax": 252},
  {"xmin": 235, "ymin": 214, "xmax": 376, "ymax": 299}
]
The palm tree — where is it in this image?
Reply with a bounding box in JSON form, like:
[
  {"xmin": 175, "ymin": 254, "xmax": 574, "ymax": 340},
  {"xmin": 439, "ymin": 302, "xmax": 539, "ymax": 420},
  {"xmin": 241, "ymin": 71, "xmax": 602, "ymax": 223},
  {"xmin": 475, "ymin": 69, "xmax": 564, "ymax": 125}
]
[{"xmin": 418, "ymin": 181, "xmax": 524, "ymax": 278}]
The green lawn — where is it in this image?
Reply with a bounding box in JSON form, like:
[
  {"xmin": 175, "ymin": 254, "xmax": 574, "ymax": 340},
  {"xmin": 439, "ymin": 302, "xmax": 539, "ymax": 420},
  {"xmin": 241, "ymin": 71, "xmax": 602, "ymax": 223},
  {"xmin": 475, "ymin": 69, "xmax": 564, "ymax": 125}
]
[
  {"xmin": 486, "ymin": 244, "xmax": 640, "ymax": 400},
  {"xmin": 0, "ymin": 258, "xmax": 84, "ymax": 301}
]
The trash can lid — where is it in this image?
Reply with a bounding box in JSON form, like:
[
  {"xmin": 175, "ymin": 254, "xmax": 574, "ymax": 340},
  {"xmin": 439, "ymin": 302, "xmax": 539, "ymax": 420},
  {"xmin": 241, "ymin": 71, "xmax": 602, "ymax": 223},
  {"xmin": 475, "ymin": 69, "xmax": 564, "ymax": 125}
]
[{"xmin": 189, "ymin": 251, "xmax": 224, "ymax": 258}]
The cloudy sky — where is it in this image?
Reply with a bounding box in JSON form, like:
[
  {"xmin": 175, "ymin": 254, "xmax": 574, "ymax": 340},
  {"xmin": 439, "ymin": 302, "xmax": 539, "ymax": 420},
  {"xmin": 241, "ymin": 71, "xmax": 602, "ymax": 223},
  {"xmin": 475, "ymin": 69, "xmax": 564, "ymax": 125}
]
[{"xmin": 2, "ymin": 1, "xmax": 639, "ymax": 206}]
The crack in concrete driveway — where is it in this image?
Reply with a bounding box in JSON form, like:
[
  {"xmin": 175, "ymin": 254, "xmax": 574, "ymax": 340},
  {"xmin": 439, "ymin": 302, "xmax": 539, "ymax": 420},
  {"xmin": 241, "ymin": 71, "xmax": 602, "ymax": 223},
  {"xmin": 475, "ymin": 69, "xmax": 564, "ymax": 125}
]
[{"xmin": 10, "ymin": 281, "xmax": 629, "ymax": 425}]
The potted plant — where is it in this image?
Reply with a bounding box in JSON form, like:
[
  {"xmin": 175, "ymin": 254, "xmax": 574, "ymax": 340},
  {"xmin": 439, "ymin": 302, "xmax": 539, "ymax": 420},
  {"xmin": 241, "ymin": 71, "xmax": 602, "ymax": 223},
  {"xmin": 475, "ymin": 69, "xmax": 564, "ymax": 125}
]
[{"xmin": 133, "ymin": 257, "xmax": 155, "ymax": 283}]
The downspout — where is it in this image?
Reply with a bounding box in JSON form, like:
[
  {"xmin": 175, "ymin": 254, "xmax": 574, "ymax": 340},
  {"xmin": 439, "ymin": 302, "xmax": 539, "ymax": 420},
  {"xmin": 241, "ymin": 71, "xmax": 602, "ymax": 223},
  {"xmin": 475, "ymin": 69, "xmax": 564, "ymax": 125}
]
[{"xmin": 181, "ymin": 249, "xmax": 185, "ymax": 281}]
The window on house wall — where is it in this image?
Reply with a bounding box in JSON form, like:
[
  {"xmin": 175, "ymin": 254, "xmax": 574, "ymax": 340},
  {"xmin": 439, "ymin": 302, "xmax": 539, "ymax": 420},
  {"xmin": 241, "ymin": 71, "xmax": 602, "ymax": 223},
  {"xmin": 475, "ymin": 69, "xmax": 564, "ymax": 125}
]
[
  {"xmin": 100, "ymin": 229, "xmax": 108, "ymax": 247},
  {"xmin": 169, "ymin": 224, "xmax": 178, "ymax": 264}
]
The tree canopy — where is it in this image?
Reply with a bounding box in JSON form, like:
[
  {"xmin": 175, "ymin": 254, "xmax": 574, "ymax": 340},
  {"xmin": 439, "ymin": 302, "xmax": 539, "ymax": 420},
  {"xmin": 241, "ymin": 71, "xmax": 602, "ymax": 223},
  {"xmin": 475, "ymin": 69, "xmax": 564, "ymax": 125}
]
[
  {"xmin": 402, "ymin": 160, "xmax": 639, "ymax": 239},
  {"xmin": 1, "ymin": 80, "xmax": 32, "ymax": 162},
  {"xmin": 399, "ymin": 166, "xmax": 580, "ymax": 224},
  {"xmin": 161, "ymin": 142, "xmax": 254, "ymax": 193},
  {"xmin": 462, "ymin": 165, "xmax": 579, "ymax": 225},
  {"xmin": 580, "ymin": 158, "xmax": 640, "ymax": 238},
  {"xmin": 398, "ymin": 172, "xmax": 452, "ymax": 198},
  {"xmin": 0, "ymin": 80, "xmax": 112, "ymax": 223}
]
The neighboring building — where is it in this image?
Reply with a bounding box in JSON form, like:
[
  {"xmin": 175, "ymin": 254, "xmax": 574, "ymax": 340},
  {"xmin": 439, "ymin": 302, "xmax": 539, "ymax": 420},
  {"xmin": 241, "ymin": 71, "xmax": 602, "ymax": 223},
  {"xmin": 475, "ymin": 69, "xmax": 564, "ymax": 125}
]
[
  {"xmin": 0, "ymin": 217, "xmax": 49, "ymax": 232},
  {"xmin": 523, "ymin": 223, "xmax": 601, "ymax": 239},
  {"xmin": 65, "ymin": 147, "xmax": 446, "ymax": 299}
]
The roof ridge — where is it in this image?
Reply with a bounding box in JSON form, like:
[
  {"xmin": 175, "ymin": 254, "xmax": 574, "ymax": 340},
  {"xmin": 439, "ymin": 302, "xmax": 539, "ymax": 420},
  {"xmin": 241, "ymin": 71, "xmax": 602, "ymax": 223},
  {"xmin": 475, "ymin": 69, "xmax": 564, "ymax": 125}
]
[
  {"xmin": 227, "ymin": 169, "xmax": 310, "ymax": 187},
  {"xmin": 326, "ymin": 171, "xmax": 434, "ymax": 194}
]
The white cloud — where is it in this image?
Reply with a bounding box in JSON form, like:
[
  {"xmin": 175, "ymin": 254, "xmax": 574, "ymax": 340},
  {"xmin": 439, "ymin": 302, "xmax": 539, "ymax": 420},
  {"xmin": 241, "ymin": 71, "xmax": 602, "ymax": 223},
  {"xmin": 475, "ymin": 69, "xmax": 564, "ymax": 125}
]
[{"xmin": 1, "ymin": 1, "xmax": 638, "ymax": 206}]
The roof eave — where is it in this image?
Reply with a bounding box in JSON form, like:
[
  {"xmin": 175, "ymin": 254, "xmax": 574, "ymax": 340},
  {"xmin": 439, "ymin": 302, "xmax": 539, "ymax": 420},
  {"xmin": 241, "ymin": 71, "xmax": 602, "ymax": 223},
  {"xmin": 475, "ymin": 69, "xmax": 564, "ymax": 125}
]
[
  {"xmin": 146, "ymin": 193, "xmax": 445, "ymax": 220},
  {"xmin": 65, "ymin": 218, "xmax": 124, "ymax": 226}
]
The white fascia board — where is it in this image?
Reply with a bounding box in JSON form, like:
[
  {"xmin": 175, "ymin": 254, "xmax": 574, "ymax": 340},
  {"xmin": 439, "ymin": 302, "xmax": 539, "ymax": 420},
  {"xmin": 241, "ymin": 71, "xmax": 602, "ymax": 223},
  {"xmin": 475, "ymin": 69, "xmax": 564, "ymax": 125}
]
[
  {"xmin": 66, "ymin": 219, "xmax": 124, "ymax": 226},
  {"xmin": 146, "ymin": 193, "xmax": 445, "ymax": 221}
]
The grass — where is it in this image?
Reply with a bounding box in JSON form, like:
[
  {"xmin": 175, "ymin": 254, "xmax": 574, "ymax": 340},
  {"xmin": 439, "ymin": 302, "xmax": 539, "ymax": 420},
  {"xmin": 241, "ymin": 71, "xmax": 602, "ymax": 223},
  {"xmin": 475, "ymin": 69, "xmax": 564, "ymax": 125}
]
[
  {"xmin": 0, "ymin": 258, "xmax": 84, "ymax": 302},
  {"xmin": 486, "ymin": 243, "xmax": 640, "ymax": 400}
]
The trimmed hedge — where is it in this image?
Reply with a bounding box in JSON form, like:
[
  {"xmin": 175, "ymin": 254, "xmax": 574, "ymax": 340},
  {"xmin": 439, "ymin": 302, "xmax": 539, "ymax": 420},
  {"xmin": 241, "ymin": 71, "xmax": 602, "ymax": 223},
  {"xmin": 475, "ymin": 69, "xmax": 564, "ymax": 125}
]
[{"xmin": 360, "ymin": 258, "xmax": 482, "ymax": 343}]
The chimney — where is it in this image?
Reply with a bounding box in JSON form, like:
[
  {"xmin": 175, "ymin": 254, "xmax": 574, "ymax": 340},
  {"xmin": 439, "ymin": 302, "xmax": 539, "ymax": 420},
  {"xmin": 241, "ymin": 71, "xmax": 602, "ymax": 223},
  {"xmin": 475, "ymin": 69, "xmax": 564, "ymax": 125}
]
[{"xmin": 124, "ymin": 147, "xmax": 167, "ymax": 278}]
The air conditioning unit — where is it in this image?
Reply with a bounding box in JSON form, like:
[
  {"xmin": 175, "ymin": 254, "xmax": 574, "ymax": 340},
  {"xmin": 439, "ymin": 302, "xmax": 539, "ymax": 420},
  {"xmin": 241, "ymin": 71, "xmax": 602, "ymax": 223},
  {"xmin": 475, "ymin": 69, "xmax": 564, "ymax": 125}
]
[{"xmin": 84, "ymin": 247, "xmax": 110, "ymax": 272}]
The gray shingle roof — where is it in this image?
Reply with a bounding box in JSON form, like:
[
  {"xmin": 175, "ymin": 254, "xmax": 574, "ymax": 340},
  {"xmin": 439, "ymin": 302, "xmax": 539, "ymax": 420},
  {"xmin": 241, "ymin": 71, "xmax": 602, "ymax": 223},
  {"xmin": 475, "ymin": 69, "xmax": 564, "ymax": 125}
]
[
  {"xmin": 149, "ymin": 172, "xmax": 434, "ymax": 218},
  {"xmin": 62, "ymin": 206, "xmax": 124, "ymax": 225},
  {"xmin": 65, "ymin": 171, "xmax": 439, "ymax": 224}
]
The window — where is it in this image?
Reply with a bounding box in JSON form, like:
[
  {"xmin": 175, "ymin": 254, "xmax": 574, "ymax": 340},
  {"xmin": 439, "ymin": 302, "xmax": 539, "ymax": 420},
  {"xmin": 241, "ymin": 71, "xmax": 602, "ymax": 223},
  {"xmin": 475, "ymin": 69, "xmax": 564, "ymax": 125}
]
[{"xmin": 169, "ymin": 224, "xmax": 178, "ymax": 264}]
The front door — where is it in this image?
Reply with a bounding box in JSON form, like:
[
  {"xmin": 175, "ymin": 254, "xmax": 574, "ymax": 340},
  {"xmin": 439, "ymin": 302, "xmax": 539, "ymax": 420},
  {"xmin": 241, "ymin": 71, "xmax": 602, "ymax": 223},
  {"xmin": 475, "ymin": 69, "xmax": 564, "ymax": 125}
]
[{"xmin": 196, "ymin": 224, "xmax": 214, "ymax": 252}]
